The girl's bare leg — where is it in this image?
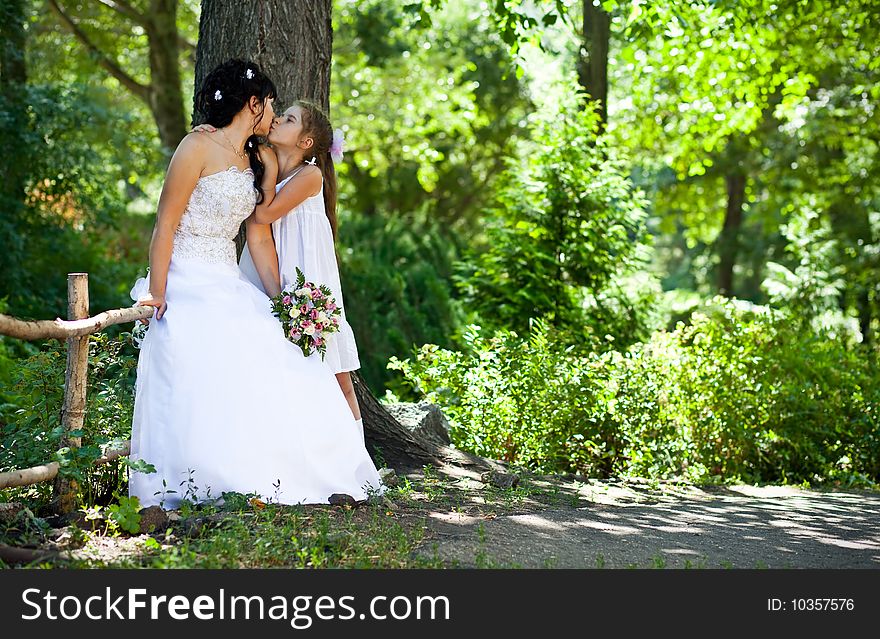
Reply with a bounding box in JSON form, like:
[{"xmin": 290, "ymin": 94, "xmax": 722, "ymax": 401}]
[{"xmin": 336, "ymin": 371, "xmax": 361, "ymax": 420}]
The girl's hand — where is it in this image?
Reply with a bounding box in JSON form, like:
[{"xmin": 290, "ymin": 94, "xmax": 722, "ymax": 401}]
[
  {"xmin": 258, "ymin": 143, "xmax": 278, "ymax": 168},
  {"xmin": 136, "ymin": 294, "xmax": 167, "ymax": 323},
  {"xmin": 192, "ymin": 123, "xmax": 217, "ymax": 133}
]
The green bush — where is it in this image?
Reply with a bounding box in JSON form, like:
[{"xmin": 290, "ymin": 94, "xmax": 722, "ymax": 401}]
[
  {"xmin": 391, "ymin": 298, "xmax": 880, "ymax": 485},
  {"xmin": 389, "ymin": 320, "xmax": 620, "ymax": 475},
  {"xmin": 0, "ymin": 331, "xmax": 141, "ymax": 509},
  {"xmin": 456, "ymin": 87, "xmax": 657, "ymax": 350}
]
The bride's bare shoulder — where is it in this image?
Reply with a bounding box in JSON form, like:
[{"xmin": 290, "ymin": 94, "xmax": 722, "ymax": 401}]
[{"xmin": 165, "ymin": 132, "xmax": 210, "ymax": 174}]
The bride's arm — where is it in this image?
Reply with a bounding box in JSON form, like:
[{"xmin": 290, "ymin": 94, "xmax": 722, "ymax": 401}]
[
  {"xmin": 245, "ymin": 214, "xmax": 282, "ymax": 297},
  {"xmin": 253, "ymin": 165, "xmax": 322, "ymax": 224},
  {"xmin": 139, "ymin": 134, "xmax": 206, "ymax": 319}
]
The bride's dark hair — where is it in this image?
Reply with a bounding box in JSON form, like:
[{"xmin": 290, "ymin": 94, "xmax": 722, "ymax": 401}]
[{"xmin": 194, "ymin": 59, "xmax": 277, "ymax": 204}]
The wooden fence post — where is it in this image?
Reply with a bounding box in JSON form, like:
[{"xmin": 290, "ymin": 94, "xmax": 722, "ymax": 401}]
[{"xmin": 52, "ymin": 273, "xmax": 89, "ymax": 515}]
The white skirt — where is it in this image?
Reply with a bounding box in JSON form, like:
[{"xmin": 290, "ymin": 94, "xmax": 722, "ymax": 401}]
[{"xmin": 128, "ymin": 256, "xmax": 383, "ymax": 510}]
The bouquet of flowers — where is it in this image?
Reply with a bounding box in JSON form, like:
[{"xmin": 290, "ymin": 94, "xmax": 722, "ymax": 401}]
[{"xmin": 270, "ymin": 267, "xmax": 341, "ymax": 359}]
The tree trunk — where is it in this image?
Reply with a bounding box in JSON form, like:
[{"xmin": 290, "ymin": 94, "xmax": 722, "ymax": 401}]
[
  {"xmin": 195, "ymin": 0, "xmax": 333, "ymax": 255},
  {"xmin": 195, "ymin": 0, "xmax": 443, "ymax": 470},
  {"xmin": 718, "ymin": 171, "xmax": 746, "ymax": 297},
  {"xmin": 147, "ymin": 0, "xmax": 187, "ymax": 150},
  {"xmin": 577, "ymin": 0, "xmax": 610, "ymax": 131},
  {"xmin": 194, "ymin": 0, "xmax": 332, "ymax": 113}
]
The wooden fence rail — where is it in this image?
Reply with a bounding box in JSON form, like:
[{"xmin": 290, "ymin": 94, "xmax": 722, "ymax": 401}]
[{"xmin": 0, "ymin": 273, "xmax": 152, "ymax": 514}]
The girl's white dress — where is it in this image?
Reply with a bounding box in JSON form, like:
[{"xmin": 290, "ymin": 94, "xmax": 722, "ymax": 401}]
[
  {"xmin": 128, "ymin": 166, "xmax": 383, "ymax": 510},
  {"xmin": 239, "ymin": 169, "xmax": 360, "ymax": 374}
]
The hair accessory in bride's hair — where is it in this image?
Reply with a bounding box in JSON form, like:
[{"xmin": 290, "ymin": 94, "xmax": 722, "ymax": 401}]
[
  {"xmin": 245, "ymin": 68, "xmax": 254, "ymax": 80},
  {"xmin": 330, "ymin": 128, "xmax": 345, "ymax": 163},
  {"xmin": 306, "ymin": 156, "xmax": 317, "ymax": 166},
  {"xmin": 247, "ymin": 140, "xmax": 253, "ymax": 149},
  {"xmin": 214, "ymin": 90, "xmax": 222, "ymax": 101}
]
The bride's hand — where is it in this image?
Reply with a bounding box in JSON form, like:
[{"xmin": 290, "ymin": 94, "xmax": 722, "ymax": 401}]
[
  {"xmin": 192, "ymin": 123, "xmax": 216, "ymax": 133},
  {"xmin": 136, "ymin": 294, "xmax": 167, "ymax": 323}
]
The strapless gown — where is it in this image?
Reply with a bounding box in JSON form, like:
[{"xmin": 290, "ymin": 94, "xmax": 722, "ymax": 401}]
[{"xmin": 127, "ymin": 166, "xmax": 384, "ymax": 509}]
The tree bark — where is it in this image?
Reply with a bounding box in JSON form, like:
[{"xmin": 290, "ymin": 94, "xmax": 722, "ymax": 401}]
[
  {"xmin": 194, "ymin": 0, "xmax": 333, "ymax": 115},
  {"xmin": 351, "ymin": 372, "xmax": 441, "ymax": 471},
  {"xmin": 577, "ymin": 0, "xmax": 610, "ymax": 131},
  {"xmin": 0, "ymin": 305, "xmax": 153, "ymax": 340},
  {"xmin": 718, "ymin": 171, "xmax": 747, "ymax": 297},
  {"xmin": 195, "ymin": 0, "xmax": 333, "ymax": 255}
]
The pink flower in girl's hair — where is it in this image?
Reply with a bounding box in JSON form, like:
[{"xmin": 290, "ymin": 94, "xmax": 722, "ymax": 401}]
[
  {"xmin": 330, "ymin": 128, "xmax": 345, "ymax": 163},
  {"xmin": 282, "ymin": 295, "xmax": 292, "ymax": 305}
]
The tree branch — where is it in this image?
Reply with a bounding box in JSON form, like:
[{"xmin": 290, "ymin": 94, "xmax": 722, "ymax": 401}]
[
  {"xmin": 91, "ymin": 0, "xmax": 145, "ymax": 24},
  {"xmin": 0, "ymin": 306, "xmax": 153, "ymax": 340},
  {"xmin": 48, "ymin": 0, "xmax": 150, "ymax": 102}
]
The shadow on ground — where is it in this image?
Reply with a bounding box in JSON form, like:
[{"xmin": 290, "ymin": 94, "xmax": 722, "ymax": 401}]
[{"xmin": 406, "ymin": 464, "xmax": 880, "ymax": 569}]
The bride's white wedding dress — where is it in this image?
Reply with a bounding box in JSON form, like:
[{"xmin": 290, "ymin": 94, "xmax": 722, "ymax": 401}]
[{"xmin": 128, "ymin": 165, "xmax": 384, "ymax": 509}]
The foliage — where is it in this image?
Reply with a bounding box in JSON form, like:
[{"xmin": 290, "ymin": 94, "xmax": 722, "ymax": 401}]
[
  {"xmin": 390, "ymin": 320, "xmax": 619, "ymax": 473},
  {"xmin": 392, "ymin": 300, "xmax": 880, "ymax": 485},
  {"xmin": 0, "ymin": 331, "xmax": 141, "ymax": 509},
  {"xmin": 457, "ymin": 89, "xmax": 657, "ymax": 348},
  {"xmin": 334, "ymin": 0, "xmax": 531, "ymax": 231},
  {"xmin": 0, "ymin": 81, "xmax": 155, "ymax": 321},
  {"xmin": 338, "ymin": 210, "xmax": 464, "ymax": 393}
]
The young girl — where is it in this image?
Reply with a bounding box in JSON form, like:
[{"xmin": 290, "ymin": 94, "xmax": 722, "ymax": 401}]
[{"xmin": 237, "ymin": 101, "xmax": 364, "ymax": 441}]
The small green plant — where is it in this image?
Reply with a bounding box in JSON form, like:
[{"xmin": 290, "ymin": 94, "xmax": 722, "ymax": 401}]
[{"xmin": 106, "ymin": 496, "xmax": 142, "ymax": 535}]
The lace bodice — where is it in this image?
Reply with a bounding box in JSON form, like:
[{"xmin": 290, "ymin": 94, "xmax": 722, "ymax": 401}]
[{"xmin": 172, "ymin": 166, "xmax": 257, "ymax": 266}]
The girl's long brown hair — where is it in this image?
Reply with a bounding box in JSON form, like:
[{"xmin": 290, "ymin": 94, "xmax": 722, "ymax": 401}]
[{"xmin": 295, "ymin": 100, "xmax": 338, "ymax": 241}]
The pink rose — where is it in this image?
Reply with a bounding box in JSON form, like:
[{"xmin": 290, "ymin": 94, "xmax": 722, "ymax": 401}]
[
  {"xmin": 282, "ymin": 295, "xmax": 292, "ymax": 305},
  {"xmin": 310, "ymin": 309, "xmax": 319, "ymax": 320}
]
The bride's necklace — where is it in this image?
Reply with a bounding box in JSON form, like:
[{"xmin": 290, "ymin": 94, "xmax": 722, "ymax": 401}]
[{"xmin": 218, "ymin": 128, "xmax": 247, "ymax": 160}]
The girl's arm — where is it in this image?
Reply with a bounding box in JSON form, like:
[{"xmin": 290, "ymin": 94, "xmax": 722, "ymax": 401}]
[
  {"xmin": 243, "ymin": 143, "xmax": 282, "ymax": 297},
  {"xmin": 245, "ymin": 213, "xmax": 282, "ymax": 297},
  {"xmin": 257, "ymin": 143, "xmax": 279, "ymax": 206},
  {"xmin": 139, "ymin": 133, "xmax": 207, "ymax": 319},
  {"xmin": 253, "ymin": 165, "xmax": 322, "ymax": 224}
]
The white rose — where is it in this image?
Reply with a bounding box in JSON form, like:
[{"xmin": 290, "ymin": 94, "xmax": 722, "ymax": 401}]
[
  {"xmin": 317, "ymin": 311, "xmax": 328, "ymax": 323},
  {"xmin": 304, "ymin": 325, "xmax": 316, "ymax": 336},
  {"xmin": 291, "ymin": 307, "xmax": 301, "ymax": 318}
]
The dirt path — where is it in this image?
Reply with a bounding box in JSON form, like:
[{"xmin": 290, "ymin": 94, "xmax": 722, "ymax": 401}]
[{"xmin": 405, "ymin": 466, "xmax": 880, "ymax": 568}]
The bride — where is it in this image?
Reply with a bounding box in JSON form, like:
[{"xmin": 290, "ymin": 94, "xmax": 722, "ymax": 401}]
[{"xmin": 128, "ymin": 59, "xmax": 383, "ymax": 510}]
